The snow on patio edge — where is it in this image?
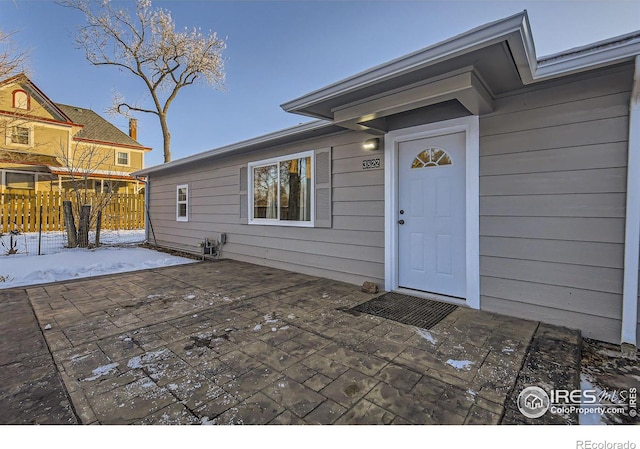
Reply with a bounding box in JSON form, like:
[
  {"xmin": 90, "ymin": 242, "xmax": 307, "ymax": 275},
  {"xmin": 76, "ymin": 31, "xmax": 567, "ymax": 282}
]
[{"xmin": 0, "ymin": 246, "xmax": 196, "ymax": 289}]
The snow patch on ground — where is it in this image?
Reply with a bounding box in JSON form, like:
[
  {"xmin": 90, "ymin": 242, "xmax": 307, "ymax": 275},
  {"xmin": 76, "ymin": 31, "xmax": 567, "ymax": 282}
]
[
  {"xmin": 415, "ymin": 328, "xmax": 437, "ymax": 344},
  {"xmin": 84, "ymin": 362, "xmax": 119, "ymax": 381},
  {"xmin": 127, "ymin": 356, "xmax": 143, "ymax": 369},
  {"xmin": 579, "ymin": 374, "xmax": 606, "ymax": 425},
  {"xmin": 0, "ymin": 229, "xmax": 146, "ymax": 257},
  {"xmin": 446, "ymin": 359, "xmax": 474, "ymax": 371},
  {"xmin": 263, "ymin": 314, "xmax": 278, "ymax": 324},
  {"xmin": 0, "ymin": 246, "xmax": 195, "ymax": 289}
]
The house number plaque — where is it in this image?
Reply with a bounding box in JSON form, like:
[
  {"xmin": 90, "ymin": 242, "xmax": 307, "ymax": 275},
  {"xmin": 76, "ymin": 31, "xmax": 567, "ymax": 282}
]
[{"xmin": 362, "ymin": 158, "xmax": 381, "ymax": 170}]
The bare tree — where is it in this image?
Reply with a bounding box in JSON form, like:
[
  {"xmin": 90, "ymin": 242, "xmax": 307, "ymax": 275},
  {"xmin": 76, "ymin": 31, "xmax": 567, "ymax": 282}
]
[
  {"xmin": 55, "ymin": 141, "xmax": 118, "ymax": 248},
  {"xmin": 60, "ymin": 0, "xmax": 226, "ymax": 163},
  {"xmin": 0, "ymin": 29, "xmax": 28, "ymax": 79}
]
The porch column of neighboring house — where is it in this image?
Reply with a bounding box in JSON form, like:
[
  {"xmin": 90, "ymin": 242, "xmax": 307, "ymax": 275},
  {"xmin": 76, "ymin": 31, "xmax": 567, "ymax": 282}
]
[{"xmin": 622, "ymin": 55, "xmax": 640, "ymax": 348}]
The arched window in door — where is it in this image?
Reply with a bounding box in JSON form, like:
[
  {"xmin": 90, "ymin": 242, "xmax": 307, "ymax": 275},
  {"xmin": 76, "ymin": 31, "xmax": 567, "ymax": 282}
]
[{"xmin": 411, "ymin": 147, "xmax": 452, "ymax": 169}]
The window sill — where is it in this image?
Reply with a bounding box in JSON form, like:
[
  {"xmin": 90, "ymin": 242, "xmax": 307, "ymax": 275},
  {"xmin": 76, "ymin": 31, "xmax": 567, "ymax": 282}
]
[{"xmin": 249, "ymin": 219, "xmax": 314, "ymax": 228}]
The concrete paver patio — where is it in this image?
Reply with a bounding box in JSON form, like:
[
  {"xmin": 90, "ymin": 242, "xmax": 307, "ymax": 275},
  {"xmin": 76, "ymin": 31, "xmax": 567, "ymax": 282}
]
[{"xmin": 1, "ymin": 259, "xmax": 581, "ymax": 424}]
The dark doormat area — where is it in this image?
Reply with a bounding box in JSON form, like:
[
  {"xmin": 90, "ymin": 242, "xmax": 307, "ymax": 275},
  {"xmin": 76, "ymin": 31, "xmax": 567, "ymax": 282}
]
[{"xmin": 348, "ymin": 292, "xmax": 458, "ymax": 329}]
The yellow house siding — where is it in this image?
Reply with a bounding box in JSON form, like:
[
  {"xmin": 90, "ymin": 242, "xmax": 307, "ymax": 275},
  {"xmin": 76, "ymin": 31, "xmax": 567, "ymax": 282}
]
[{"xmin": 0, "ymin": 82, "xmax": 60, "ymax": 121}]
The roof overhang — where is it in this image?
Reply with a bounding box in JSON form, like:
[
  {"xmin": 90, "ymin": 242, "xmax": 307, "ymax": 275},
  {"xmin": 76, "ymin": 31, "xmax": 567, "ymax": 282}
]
[
  {"xmin": 49, "ymin": 166, "xmax": 140, "ymax": 181},
  {"xmin": 281, "ymin": 11, "xmax": 640, "ymax": 128},
  {"xmin": 331, "ymin": 66, "xmax": 494, "ymax": 135},
  {"xmin": 138, "ymin": 11, "xmax": 640, "ymax": 177},
  {"xmin": 73, "ymin": 137, "xmax": 152, "ymax": 152}
]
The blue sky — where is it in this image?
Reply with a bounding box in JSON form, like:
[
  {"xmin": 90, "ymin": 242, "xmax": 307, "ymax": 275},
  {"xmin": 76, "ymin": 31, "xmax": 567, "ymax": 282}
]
[{"xmin": 3, "ymin": 0, "xmax": 640, "ymax": 167}]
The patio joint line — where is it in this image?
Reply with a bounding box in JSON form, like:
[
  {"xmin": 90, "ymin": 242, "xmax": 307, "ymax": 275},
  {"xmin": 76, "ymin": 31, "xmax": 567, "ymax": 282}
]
[
  {"xmin": 25, "ymin": 294, "xmax": 82, "ymax": 425},
  {"xmin": 497, "ymin": 321, "xmax": 540, "ymax": 424}
]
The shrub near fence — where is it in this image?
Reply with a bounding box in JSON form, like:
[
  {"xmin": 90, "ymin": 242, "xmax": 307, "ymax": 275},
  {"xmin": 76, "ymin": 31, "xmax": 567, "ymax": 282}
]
[{"xmin": 0, "ymin": 189, "xmax": 145, "ymax": 233}]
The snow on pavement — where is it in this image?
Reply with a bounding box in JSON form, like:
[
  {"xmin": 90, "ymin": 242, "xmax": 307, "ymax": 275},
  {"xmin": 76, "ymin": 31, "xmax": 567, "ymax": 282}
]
[{"xmin": 0, "ymin": 246, "xmax": 196, "ymax": 289}]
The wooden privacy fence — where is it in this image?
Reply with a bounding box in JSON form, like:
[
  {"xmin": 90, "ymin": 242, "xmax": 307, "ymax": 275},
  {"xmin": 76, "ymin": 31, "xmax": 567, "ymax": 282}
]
[{"xmin": 0, "ymin": 190, "xmax": 145, "ymax": 233}]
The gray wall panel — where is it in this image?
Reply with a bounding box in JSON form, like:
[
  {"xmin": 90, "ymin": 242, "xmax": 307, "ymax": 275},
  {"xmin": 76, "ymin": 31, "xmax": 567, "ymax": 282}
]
[
  {"xmin": 147, "ymin": 129, "xmax": 386, "ymax": 286},
  {"xmin": 478, "ymin": 64, "xmax": 633, "ymax": 343}
]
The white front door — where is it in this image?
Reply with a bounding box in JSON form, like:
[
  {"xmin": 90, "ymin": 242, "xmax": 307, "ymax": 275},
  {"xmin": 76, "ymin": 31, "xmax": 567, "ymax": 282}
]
[{"xmin": 397, "ymin": 131, "xmax": 466, "ymax": 298}]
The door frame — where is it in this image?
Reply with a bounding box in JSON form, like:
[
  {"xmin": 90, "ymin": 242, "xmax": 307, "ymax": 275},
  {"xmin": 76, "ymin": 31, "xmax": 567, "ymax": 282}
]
[{"xmin": 384, "ymin": 116, "xmax": 480, "ymax": 309}]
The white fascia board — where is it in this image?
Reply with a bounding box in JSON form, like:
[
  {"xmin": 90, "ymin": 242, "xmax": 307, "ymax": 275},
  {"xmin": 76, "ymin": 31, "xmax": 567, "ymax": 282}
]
[
  {"xmin": 621, "ymin": 55, "xmax": 640, "ymax": 347},
  {"xmin": 134, "ymin": 120, "xmax": 335, "ymax": 176},
  {"xmin": 282, "ymin": 10, "xmax": 640, "ymax": 116},
  {"xmin": 281, "ymin": 11, "xmax": 530, "ymax": 113},
  {"xmin": 533, "ymin": 32, "xmax": 640, "ymax": 83},
  {"xmin": 49, "ymin": 166, "xmax": 135, "ymax": 178}
]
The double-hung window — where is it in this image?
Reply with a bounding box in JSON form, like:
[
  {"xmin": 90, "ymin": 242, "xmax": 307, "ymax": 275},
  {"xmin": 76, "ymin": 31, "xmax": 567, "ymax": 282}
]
[
  {"xmin": 116, "ymin": 151, "xmax": 129, "ymax": 166},
  {"xmin": 10, "ymin": 126, "xmax": 30, "ymax": 145},
  {"xmin": 176, "ymin": 184, "xmax": 188, "ymax": 222},
  {"xmin": 248, "ymin": 151, "xmax": 314, "ymax": 226}
]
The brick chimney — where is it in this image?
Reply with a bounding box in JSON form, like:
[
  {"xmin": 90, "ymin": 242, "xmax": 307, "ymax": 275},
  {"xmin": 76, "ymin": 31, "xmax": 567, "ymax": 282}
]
[{"xmin": 129, "ymin": 118, "xmax": 138, "ymax": 141}]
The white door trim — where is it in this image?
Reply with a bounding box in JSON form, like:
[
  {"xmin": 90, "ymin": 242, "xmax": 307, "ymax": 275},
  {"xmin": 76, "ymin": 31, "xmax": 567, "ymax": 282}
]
[{"xmin": 384, "ymin": 115, "xmax": 480, "ymax": 309}]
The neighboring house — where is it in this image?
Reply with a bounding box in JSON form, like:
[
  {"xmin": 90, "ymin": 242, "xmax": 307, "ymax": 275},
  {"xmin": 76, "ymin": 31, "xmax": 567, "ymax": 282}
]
[
  {"xmin": 135, "ymin": 12, "xmax": 640, "ymax": 347},
  {"xmin": 0, "ymin": 74, "xmax": 151, "ymax": 194}
]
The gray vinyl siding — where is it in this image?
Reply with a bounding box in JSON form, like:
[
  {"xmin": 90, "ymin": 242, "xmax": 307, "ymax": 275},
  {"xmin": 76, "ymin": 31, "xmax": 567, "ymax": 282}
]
[
  {"xmin": 147, "ymin": 130, "xmax": 385, "ymax": 286},
  {"xmin": 479, "ymin": 64, "xmax": 633, "ymax": 343}
]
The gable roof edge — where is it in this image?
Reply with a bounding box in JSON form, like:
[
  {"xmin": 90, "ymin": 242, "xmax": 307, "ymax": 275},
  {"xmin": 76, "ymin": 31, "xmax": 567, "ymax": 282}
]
[
  {"xmin": 1, "ymin": 73, "xmax": 74, "ymax": 123},
  {"xmin": 533, "ymin": 30, "xmax": 640, "ymax": 82},
  {"xmin": 281, "ymin": 11, "xmax": 533, "ymax": 114}
]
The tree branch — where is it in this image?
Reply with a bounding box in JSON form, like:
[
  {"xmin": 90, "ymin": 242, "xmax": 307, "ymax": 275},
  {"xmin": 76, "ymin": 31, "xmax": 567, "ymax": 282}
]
[{"xmin": 59, "ymin": 0, "xmax": 226, "ymax": 163}]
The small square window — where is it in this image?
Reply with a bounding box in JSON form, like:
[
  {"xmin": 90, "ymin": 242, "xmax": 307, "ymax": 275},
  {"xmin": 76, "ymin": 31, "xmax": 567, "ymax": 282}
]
[
  {"xmin": 176, "ymin": 184, "xmax": 188, "ymax": 222},
  {"xmin": 116, "ymin": 151, "xmax": 129, "ymax": 166},
  {"xmin": 11, "ymin": 126, "xmax": 30, "ymax": 145}
]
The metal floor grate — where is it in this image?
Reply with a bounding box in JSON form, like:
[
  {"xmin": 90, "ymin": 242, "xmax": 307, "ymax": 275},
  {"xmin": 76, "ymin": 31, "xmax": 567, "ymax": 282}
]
[{"xmin": 350, "ymin": 292, "xmax": 458, "ymax": 329}]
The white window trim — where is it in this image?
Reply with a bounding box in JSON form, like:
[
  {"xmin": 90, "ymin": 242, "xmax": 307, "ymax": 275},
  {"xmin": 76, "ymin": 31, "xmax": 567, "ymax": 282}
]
[
  {"xmin": 115, "ymin": 150, "xmax": 130, "ymax": 167},
  {"xmin": 247, "ymin": 150, "xmax": 315, "ymax": 227},
  {"xmin": 6, "ymin": 125, "xmax": 33, "ymax": 147},
  {"xmin": 384, "ymin": 115, "xmax": 480, "ymax": 310},
  {"xmin": 176, "ymin": 184, "xmax": 189, "ymax": 222}
]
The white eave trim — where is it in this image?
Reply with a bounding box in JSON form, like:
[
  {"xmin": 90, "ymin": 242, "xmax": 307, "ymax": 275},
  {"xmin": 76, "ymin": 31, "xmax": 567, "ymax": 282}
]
[
  {"xmin": 49, "ymin": 166, "xmax": 136, "ymax": 179},
  {"xmin": 535, "ymin": 31, "xmax": 640, "ymax": 83},
  {"xmin": 281, "ymin": 11, "xmax": 640, "ymax": 116},
  {"xmin": 281, "ymin": 11, "xmax": 532, "ymax": 113}
]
